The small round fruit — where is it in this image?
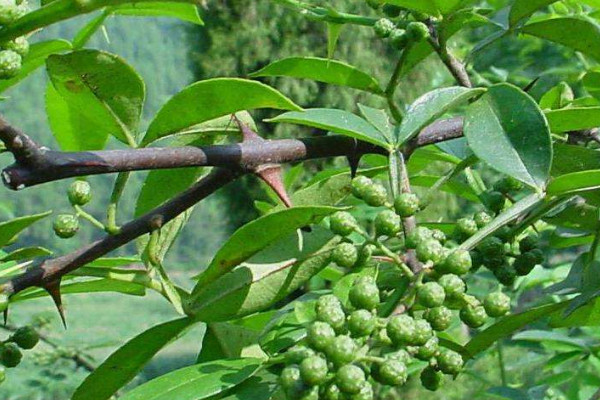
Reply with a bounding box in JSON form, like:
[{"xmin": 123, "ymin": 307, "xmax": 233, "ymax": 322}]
[
  {"xmin": 349, "ymin": 277, "xmax": 380, "ymax": 310},
  {"xmin": 444, "ymin": 250, "xmax": 472, "ymax": 275},
  {"xmin": 416, "ymin": 335, "xmax": 439, "ymax": 360},
  {"xmin": 378, "ymin": 359, "xmax": 407, "ymax": 386},
  {"xmin": 10, "ymin": 326, "xmax": 39, "ymax": 350},
  {"xmin": 306, "ymin": 321, "xmax": 335, "ymax": 352},
  {"xmin": 332, "ymin": 242, "xmax": 358, "ymax": 269},
  {"xmin": 280, "ymin": 366, "xmax": 305, "ymax": 397},
  {"xmin": 513, "ymin": 253, "xmax": 535, "ymax": 276},
  {"xmin": 336, "ymin": 365, "xmax": 366, "ymax": 394},
  {"xmin": 347, "ymin": 309, "xmax": 376, "ymax": 337},
  {"xmin": 420, "ymin": 366, "xmax": 443, "ymax": 391},
  {"xmin": 389, "ymin": 29, "xmax": 408, "ymax": 50},
  {"xmin": 494, "ymin": 264, "xmax": 517, "ymax": 286},
  {"xmin": 373, "ymin": 18, "xmax": 395, "ymax": 38},
  {"xmin": 417, "ymin": 282, "xmax": 445, "ymax": 308},
  {"xmin": 300, "ymin": 355, "xmax": 328, "ymax": 386},
  {"xmin": 316, "ymin": 295, "xmax": 346, "ymax": 332},
  {"xmin": 385, "ymin": 349, "xmax": 411, "ymax": 364},
  {"xmin": 519, "ymin": 234, "xmax": 539, "ymax": 253},
  {"xmin": 431, "ymin": 229, "xmax": 446, "ymax": 243},
  {"xmin": 483, "ymin": 190, "xmax": 505, "ymax": 214},
  {"xmin": 425, "ymin": 306, "xmax": 452, "ymax": 331},
  {"xmin": 374, "ymin": 210, "xmax": 401, "ymax": 237},
  {"xmin": 405, "ymin": 226, "xmax": 432, "ymax": 249},
  {"xmin": 387, "ymin": 314, "xmax": 416, "ymax": 346},
  {"xmin": 362, "ymin": 182, "xmax": 388, "ymax": 207},
  {"xmin": 327, "ymin": 335, "xmax": 357, "ymax": 366},
  {"xmin": 484, "ymin": 292, "xmax": 511, "ymax": 318},
  {"xmin": 351, "ymin": 382, "xmax": 374, "ymax": 400},
  {"xmin": 0, "ymin": 343, "xmax": 22, "ymax": 368},
  {"xmin": 494, "ymin": 176, "xmax": 523, "ymax": 193},
  {"xmin": 416, "ymin": 239, "xmax": 445, "ymax": 264},
  {"xmin": 351, "ymin": 175, "xmax": 373, "ymax": 199},
  {"xmin": 474, "ymin": 211, "xmax": 492, "ymax": 228},
  {"xmin": 437, "ymin": 349, "xmax": 464, "ymax": 375},
  {"xmin": 460, "ymin": 302, "xmax": 487, "ymax": 328},
  {"xmin": 394, "ymin": 193, "xmax": 420, "ymax": 217},
  {"xmin": 528, "ymin": 248, "xmax": 544, "ymax": 265},
  {"xmin": 477, "ymin": 237, "xmax": 505, "ymax": 259},
  {"xmin": 456, "ymin": 218, "xmax": 478, "ymax": 237},
  {"xmin": 68, "ymin": 180, "xmax": 92, "ymax": 206},
  {"xmin": 2, "ymin": 36, "xmax": 28, "ymax": 57},
  {"xmin": 285, "ymin": 345, "xmax": 315, "ymax": 365},
  {"xmin": 406, "ymin": 22, "xmax": 430, "ymax": 41},
  {"xmin": 0, "ymin": 3, "xmax": 28, "ymax": 25},
  {"xmin": 412, "ymin": 319, "xmax": 433, "ymax": 346},
  {"xmin": 323, "ymin": 384, "xmax": 343, "ymax": 400},
  {"xmin": 330, "ymin": 211, "xmax": 358, "ymax": 237},
  {"xmin": 438, "ymin": 274, "xmax": 465, "ymax": 301},
  {"xmin": 53, "ymin": 214, "xmax": 79, "ymax": 239},
  {"xmin": 356, "ymin": 244, "xmax": 376, "ymax": 268},
  {"xmin": 299, "ymin": 386, "xmax": 319, "ymax": 400},
  {"xmin": 0, "ymin": 49, "xmax": 21, "ymax": 79}
]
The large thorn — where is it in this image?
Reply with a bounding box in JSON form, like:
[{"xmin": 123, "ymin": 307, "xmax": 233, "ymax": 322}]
[
  {"xmin": 256, "ymin": 164, "xmax": 293, "ymax": 208},
  {"xmin": 44, "ymin": 280, "xmax": 66, "ymax": 329},
  {"xmin": 346, "ymin": 138, "xmax": 361, "ymax": 178},
  {"xmin": 3, "ymin": 308, "xmax": 7, "ymax": 325}
]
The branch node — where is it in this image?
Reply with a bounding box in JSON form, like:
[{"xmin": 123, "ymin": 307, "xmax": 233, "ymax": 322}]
[{"xmin": 149, "ymin": 214, "xmax": 164, "ymax": 231}]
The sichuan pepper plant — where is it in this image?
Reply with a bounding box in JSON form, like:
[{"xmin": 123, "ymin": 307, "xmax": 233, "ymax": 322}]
[{"xmin": 0, "ymin": 0, "xmax": 599, "ymax": 398}]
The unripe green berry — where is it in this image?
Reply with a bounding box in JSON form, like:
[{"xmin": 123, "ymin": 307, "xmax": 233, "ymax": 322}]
[
  {"xmin": 495, "ymin": 226, "xmax": 512, "ymax": 242},
  {"xmin": 385, "ymin": 349, "xmax": 411, "ymax": 364},
  {"xmin": 378, "ymin": 359, "xmax": 407, "ymax": 386},
  {"xmin": 416, "ymin": 239, "xmax": 444, "ymax": 264},
  {"xmin": 336, "ymin": 365, "xmax": 366, "ymax": 394},
  {"xmin": 421, "ymin": 366, "xmax": 443, "ymax": 391},
  {"xmin": 285, "ymin": 345, "xmax": 316, "ymax": 365},
  {"xmin": 394, "ymin": 193, "xmax": 420, "ymax": 217},
  {"xmin": 411, "ymin": 10, "xmax": 430, "ymax": 21},
  {"xmin": 280, "ymin": 366, "xmax": 305, "ymax": 398},
  {"xmin": 456, "ymin": 218, "xmax": 478, "ymax": 237},
  {"xmin": 53, "ymin": 214, "xmax": 79, "ymax": 239},
  {"xmin": 425, "ymin": 306, "xmax": 452, "ymax": 331},
  {"xmin": 460, "ymin": 302, "xmax": 487, "ymax": 328},
  {"xmin": 10, "ymin": 326, "xmax": 39, "ymax": 350},
  {"xmin": 2, "ymin": 36, "xmax": 28, "ymax": 57},
  {"xmin": 477, "ymin": 237, "xmax": 505, "ymax": 259},
  {"xmin": 528, "ymin": 248, "xmax": 544, "ymax": 265},
  {"xmin": 373, "ymin": 18, "xmax": 395, "ymax": 38},
  {"xmin": 437, "ymin": 349, "xmax": 464, "ymax": 375},
  {"xmin": 362, "ymin": 182, "xmax": 388, "ymax": 207},
  {"xmin": 0, "ymin": 343, "xmax": 22, "ymax": 368},
  {"xmin": 443, "ymin": 250, "xmax": 472, "ymax": 275},
  {"xmin": 299, "ymin": 386, "xmax": 319, "ymax": 400},
  {"xmin": 474, "ymin": 211, "xmax": 492, "ymax": 228},
  {"xmin": 347, "ymin": 309, "xmax": 376, "ymax": 337},
  {"xmin": 0, "ymin": 3, "xmax": 28, "ymax": 25},
  {"xmin": 406, "ymin": 22, "xmax": 430, "ymax": 41},
  {"xmin": 330, "ymin": 211, "xmax": 358, "ymax": 237},
  {"xmin": 300, "ymin": 355, "xmax": 328, "ymax": 386},
  {"xmin": 323, "ymin": 384, "xmax": 343, "ymax": 400},
  {"xmin": 332, "ymin": 242, "xmax": 358, "ymax": 269},
  {"xmin": 416, "ymin": 335, "xmax": 439, "ymax": 360},
  {"xmin": 389, "ymin": 29, "xmax": 408, "ymax": 50},
  {"xmin": 68, "ymin": 180, "xmax": 92, "ymax": 206},
  {"xmin": 412, "ymin": 319, "xmax": 433, "ymax": 346},
  {"xmin": 0, "ymin": 49, "xmax": 21, "ymax": 79},
  {"xmin": 405, "ymin": 226, "xmax": 432, "ymax": 249},
  {"xmin": 349, "ymin": 277, "xmax": 380, "ymax": 310},
  {"xmin": 484, "ymin": 292, "xmax": 511, "ymax": 318},
  {"xmin": 307, "ymin": 321, "xmax": 335, "ymax": 352},
  {"xmin": 519, "ymin": 234, "xmax": 539, "ymax": 253},
  {"xmin": 494, "ymin": 176, "xmax": 523, "ymax": 193},
  {"xmin": 417, "ymin": 282, "xmax": 445, "ymax": 308},
  {"xmin": 493, "ymin": 264, "xmax": 517, "ymax": 286},
  {"xmin": 438, "ymin": 274, "xmax": 465, "ymax": 301},
  {"xmin": 356, "ymin": 244, "xmax": 376, "ymax": 268},
  {"xmin": 316, "ymin": 295, "xmax": 346, "ymax": 332},
  {"xmin": 483, "ymin": 190, "xmax": 505, "ymax": 214},
  {"xmin": 431, "ymin": 229, "xmax": 446, "ymax": 243},
  {"xmin": 351, "ymin": 382, "xmax": 374, "ymax": 400},
  {"xmin": 374, "ymin": 209, "xmax": 401, "ymax": 237},
  {"xmin": 513, "ymin": 253, "xmax": 535, "ymax": 276},
  {"xmin": 387, "ymin": 314, "xmax": 416, "ymax": 346},
  {"xmin": 326, "ymin": 335, "xmax": 357, "ymax": 366}
]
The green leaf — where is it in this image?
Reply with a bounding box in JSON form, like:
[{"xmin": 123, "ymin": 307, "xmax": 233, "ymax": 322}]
[
  {"xmin": 193, "ymin": 206, "xmax": 341, "ymax": 289},
  {"xmin": 358, "ymin": 104, "xmax": 394, "ymax": 141},
  {"xmin": 13, "ymin": 279, "xmax": 146, "ymax": 301},
  {"xmin": 72, "ymin": 12, "xmax": 108, "ymax": 49},
  {"xmin": 512, "ymin": 329, "xmax": 588, "ymax": 349},
  {"xmin": 219, "ymin": 370, "xmax": 278, "ymax": 400},
  {"xmin": 142, "ymin": 78, "xmax": 300, "ymax": 146},
  {"xmin": 509, "ymin": 0, "xmax": 558, "ymax": 26},
  {"xmin": 187, "ymin": 228, "xmax": 337, "ymax": 321},
  {"xmin": 547, "ymin": 170, "xmax": 600, "ymax": 196},
  {"xmin": 249, "ymin": 57, "xmax": 383, "ymax": 95},
  {"xmin": 583, "ymin": 69, "xmax": 600, "ymax": 102},
  {"xmin": 0, "ymin": 39, "xmax": 71, "ymax": 93},
  {"xmin": 384, "ymin": 0, "xmax": 439, "ymax": 16},
  {"xmin": 46, "ymin": 50, "xmax": 145, "ymax": 146},
  {"xmin": 464, "ymin": 83, "xmax": 552, "ymax": 190},
  {"xmin": 522, "ymin": 17, "xmax": 600, "ymax": 62},
  {"xmin": 109, "ymin": 3, "xmax": 203, "ymax": 24},
  {"xmin": 552, "ymin": 143, "xmax": 600, "ymax": 177},
  {"xmin": 72, "ymin": 318, "xmax": 193, "ymax": 400},
  {"xmin": 539, "ymin": 81, "xmax": 573, "ymax": 110},
  {"xmin": 267, "ymin": 108, "xmax": 390, "ymax": 148},
  {"xmin": 0, "ymin": 247, "xmax": 51, "ymax": 262},
  {"xmin": 0, "ymin": 211, "xmax": 52, "ymax": 247},
  {"xmin": 545, "ymin": 107, "xmax": 600, "ymax": 133},
  {"xmin": 549, "ymin": 297, "xmax": 600, "ymax": 327},
  {"xmin": 464, "ymin": 301, "xmax": 567, "ymax": 357},
  {"xmin": 119, "ymin": 358, "xmax": 262, "ymax": 400},
  {"xmin": 397, "ymin": 87, "xmax": 484, "ymax": 145},
  {"xmin": 327, "ymin": 23, "xmax": 343, "ymax": 60}
]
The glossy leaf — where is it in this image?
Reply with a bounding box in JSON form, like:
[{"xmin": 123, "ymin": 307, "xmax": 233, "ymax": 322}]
[
  {"xmin": 250, "ymin": 57, "xmax": 383, "ymax": 94},
  {"xmin": 0, "ymin": 211, "xmax": 52, "ymax": 247},
  {"xmin": 464, "ymin": 83, "xmax": 552, "ymax": 190},
  {"xmin": 268, "ymin": 108, "xmax": 390, "ymax": 148},
  {"xmin": 46, "ymin": 50, "xmax": 145, "ymax": 146},
  {"xmin": 0, "ymin": 39, "xmax": 71, "ymax": 93},
  {"xmin": 384, "ymin": 0, "xmax": 439, "ymax": 15},
  {"xmin": 142, "ymin": 78, "xmax": 300, "ymax": 145},
  {"xmin": 0, "ymin": 247, "xmax": 52, "ymax": 262},
  {"xmin": 110, "ymin": 3, "xmax": 203, "ymax": 24},
  {"xmin": 539, "ymin": 81, "xmax": 573, "ymax": 110},
  {"xmin": 522, "ymin": 17, "xmax": 600, "ymax": 62},
  {"xmin": 545, "ymin": 107, "xmax": 600, "ymax": 133},
  {"xmin": 119, "ymin": 358, "xmax": 262, "ymax": 400},
  {"xmin": 13, "ymin": 279, "xmax": 146, "ymax": 301},
  {"xmin": 509, "ymin": 0, "xmax": 557, "ymax": 26},
  {"xmin": 552, "ymin": 143, "xmax": 600, "ymax": 177},
  {"xmin": 583, "ymin": 69, "xmax": 600, "ymax": 102},
  {"xmin": 194, "ymin": 206, "xmax": 341, "ymax": 289},
  {"xmin": 72, "ymin": 318, "xmax": 193, "ymax": 400},
  {"xmin": 547, "ymin": 170, "xmax": 600, "ymax": 196},
  {"xmin": 397, "ymin": 87, "xmax": 484, "ymax": 145},
  {"xmin": 72, "ymin": 12, "xmax": 108, "ymax": 49},
  {"xmin": 358, "ymin": 104, "xmax": 394, "ymax": 141}
]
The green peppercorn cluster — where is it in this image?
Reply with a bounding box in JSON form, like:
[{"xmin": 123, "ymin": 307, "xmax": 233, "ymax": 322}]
[
  {"xmin": 0, "ymin": 325, "xmax": 40, "ymax": 386},
  {"xmin": 0, "ymin": 0, "xmax": 30, "ymax": 80},
  {"xmin": 53, "ymin": 180, "xmax": 93, "ymax": 239},
  {"xmin": 366, "ymin": 2, "xmax": 432, "ymax": 51}
]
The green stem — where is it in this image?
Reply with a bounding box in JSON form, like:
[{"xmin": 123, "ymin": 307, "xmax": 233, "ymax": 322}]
[
  {"xmin": 106, "ymin": 171, "xmax": 130, "ymax": 234},
  {"xmin": 73, "ymin": 266, "xmax": 165, "ymax": 295},
  {"xmin": 385, "ymin": 48, "xmax": 413, "ymax": 124},
  {"xmin": 74, "ymin": 205, "xmax": 105, "ymax": 231},
  {"xmin": 496, "ymin": 341, "xmax": 508, "ymax": 386},
  {"xmin": 374, "ymin": 240, "xmax": 414, "ymax": 278}
]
